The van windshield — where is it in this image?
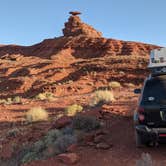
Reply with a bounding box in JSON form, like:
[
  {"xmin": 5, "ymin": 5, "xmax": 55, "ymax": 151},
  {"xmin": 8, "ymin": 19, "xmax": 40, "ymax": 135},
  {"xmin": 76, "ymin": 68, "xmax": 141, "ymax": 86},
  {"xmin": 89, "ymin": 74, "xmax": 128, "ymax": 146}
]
[{"xmin": 142, "ymin": 77, "xmax": 166, "ymax": 104}]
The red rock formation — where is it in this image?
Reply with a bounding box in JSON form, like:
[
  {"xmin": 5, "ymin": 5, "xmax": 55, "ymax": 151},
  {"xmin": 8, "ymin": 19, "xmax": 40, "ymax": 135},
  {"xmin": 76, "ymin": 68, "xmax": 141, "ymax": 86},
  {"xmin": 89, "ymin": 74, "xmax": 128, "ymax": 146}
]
[
  {"xmin": 0, "ymin": 12, "xmax": 162, "ymax": 98},
  {"xmin": 0, "ymin": 12, "xmax": 160, "ymax": 59},
  {"xmin": 63, "ymin": 11, "xmax": 102, "ymax": 38}
]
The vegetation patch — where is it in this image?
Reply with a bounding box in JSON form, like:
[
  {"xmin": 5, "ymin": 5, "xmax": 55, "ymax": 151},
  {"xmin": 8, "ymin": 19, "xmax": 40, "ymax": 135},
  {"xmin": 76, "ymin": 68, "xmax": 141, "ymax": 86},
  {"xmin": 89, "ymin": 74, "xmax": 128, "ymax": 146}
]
[
  {"xmin": 65, "ymin": 104, "xmax": 83, "ymax": 116},
  {"xmin": 35, "ymin": 92, "xmax": 55, "ymax": 101},
  {"xmin": 0, "ymin": 96, "xmax": 22, "ymax": 105},
  {"xmin": 21, "ymin": 128, "xmax": 76, "ymax": 164},
  {"xmin": 108, "ymin": 81, "xmax": 121, "ymax": 89},
  {"xmin": 72, "ymin": 115, "xmax": 100, "ymax": 132},
  {"xmin": 90, "ymin": 90, "xmax": 114, "ymax": 107},
  {"xmin": 25, "ymin": 107, "xmax": 48, "ymax": 123}
]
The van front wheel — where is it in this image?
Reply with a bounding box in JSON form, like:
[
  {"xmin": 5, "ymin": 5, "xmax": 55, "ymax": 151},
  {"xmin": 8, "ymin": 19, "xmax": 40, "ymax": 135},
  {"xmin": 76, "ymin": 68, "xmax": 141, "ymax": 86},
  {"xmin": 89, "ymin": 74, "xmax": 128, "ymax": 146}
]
[{"xmin": 135, "ymin": 130, "xmax": 144, "ymax": 148}]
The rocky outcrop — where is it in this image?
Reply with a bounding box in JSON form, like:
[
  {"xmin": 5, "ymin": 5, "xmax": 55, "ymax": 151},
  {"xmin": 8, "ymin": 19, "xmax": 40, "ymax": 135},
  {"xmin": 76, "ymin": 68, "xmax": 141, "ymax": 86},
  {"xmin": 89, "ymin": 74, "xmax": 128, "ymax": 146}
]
[
  {"xmin": 0, "ymin": 12, "xmax": 162, "ymax": 98},
  {"xmin": 0, "ymin": 12, "xmax": 160, "ymax": 60},
  {"xmin": 62, "ymin": 11, "xmax": 102, "ymax": 38}
]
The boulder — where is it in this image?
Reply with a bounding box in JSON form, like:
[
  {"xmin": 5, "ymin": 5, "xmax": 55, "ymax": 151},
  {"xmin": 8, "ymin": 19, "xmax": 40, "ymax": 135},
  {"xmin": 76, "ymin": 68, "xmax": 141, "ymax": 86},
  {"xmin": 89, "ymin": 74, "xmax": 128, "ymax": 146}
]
[
  {"xmin": 96, "ymin": 142, "xmax": 112, "ymax": 150},
  {"xmin": 57, "ymin": 153, "xmax": 79, "ymax": 165}
]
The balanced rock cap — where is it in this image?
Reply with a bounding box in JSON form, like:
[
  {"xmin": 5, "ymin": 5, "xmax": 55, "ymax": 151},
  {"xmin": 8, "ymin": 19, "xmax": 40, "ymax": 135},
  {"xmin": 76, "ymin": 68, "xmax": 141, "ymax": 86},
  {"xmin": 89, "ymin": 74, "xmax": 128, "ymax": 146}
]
[{"xmin": 69, "ymin": 11, "xmax": 82, "ymax": 16}]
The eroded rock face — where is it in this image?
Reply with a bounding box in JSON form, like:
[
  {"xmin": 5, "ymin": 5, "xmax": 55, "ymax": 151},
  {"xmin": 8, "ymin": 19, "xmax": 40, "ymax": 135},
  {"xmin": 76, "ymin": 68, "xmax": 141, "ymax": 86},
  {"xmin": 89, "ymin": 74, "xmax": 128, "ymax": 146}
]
[
  {"xmin": 0, "ymin": 12, "xmax": 161, "ymax": 98},
  {"xmin": 63, "ymin": 12, "xmax": 102, "ymax": 38}
]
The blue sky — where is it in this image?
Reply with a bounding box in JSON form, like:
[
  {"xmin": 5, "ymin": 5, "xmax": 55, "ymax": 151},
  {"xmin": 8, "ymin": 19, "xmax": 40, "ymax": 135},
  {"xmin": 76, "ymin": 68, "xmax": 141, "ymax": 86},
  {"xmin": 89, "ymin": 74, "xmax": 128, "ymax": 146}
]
[{"xmin": 0, "ymin": 0, "xmax": 165, "ymax": 46}]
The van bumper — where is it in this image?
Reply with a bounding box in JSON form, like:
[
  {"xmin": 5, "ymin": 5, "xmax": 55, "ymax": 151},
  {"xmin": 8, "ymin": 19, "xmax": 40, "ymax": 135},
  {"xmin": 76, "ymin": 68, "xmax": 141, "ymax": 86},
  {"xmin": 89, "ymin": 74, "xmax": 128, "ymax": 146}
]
[{"xmin": 135, "ymin": 125, "xmax": 166, "ymax": 143}]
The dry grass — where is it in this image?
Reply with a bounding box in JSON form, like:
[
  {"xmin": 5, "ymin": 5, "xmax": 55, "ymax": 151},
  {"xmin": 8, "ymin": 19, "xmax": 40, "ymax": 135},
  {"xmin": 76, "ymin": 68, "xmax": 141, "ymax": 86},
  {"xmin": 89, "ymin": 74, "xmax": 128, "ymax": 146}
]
[
  {"xmin": 109, "ymin": 81, "xmax": 121, "ymax": 89},
  {"xmin": 35, "ymin": 92, "xmax": 55, "ymax": 101},
  {"xmin": 90, "ymin": 90, "xmax": 115, "ymax": 107},
  {"xmin": 65, "ymin": 104, "xmax": 83, "ymax": 116},
  {"xmin": 25, "ymin": 107, "xmax": 48, "ymax": 122},
  {"xmin": 0, "ymin": 96, "xmax": 22, "ymax": 105}
]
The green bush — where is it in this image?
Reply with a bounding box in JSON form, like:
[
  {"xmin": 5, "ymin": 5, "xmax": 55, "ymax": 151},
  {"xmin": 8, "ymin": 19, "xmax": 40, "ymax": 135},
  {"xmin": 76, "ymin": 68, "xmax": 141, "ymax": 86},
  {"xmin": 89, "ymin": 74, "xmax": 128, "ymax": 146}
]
[
  {"xmin": 21, "ymin": 151, "xmax": 39, "ymax": 164},
  {"xmin": 6, "ymin": 128, "xmax": 20, "ymax": 137},
  {"xmin": 72, "ymin": 115, "xmax": 100, "ymax": 132},
  {"xmin": 21, "ymin": 128, "xmax": 76, "ymax": 164}
]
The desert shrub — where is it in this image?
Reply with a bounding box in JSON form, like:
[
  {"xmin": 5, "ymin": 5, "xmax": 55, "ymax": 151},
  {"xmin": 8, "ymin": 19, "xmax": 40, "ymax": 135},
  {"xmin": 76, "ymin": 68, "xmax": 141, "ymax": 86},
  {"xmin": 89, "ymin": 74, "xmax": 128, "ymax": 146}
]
[
  {"xmin": 35, "ymin": 92, "xmax": 55, "ymax": 101},
  {"xmin": 6, "ymin": 128, "xmax": 20, "ymax": 137},
  {"xmin": 61, "ymin": 126, "xmax": 74, "ymax": 135},
  {"xmin": 13, "ymin": 96, "xmax": 22, "ymax": 103},
  {"xmin": 90, "ymin": 90, "xmax": 114, "ymax": 107},
  {"xmin": 124, "ymin": 83, "xmax": 135, "ymax": 88},
  {"xmin": 5, "ymin": 98, "xmax": 13, "ymax": 104},
  {"xmin": 21, "ymin": 128, "xmax": 76, "ymax": 164},
  {"xmin": 0, "ymin": 99, "xmax": 7, "ymax": 104},
  {"xmin": 0, "ymin": 96, "xmax": 22, "ymax": 105},
  {"xmin": 54, "ymin": 134, "xmax": 77, "ymax": 153},
  {"xmin": 65, "ymin": 104, "xmax": 83, "ymax": 116},
  {"xmin": 72, "ymin": 115, "xmax": 100, "ymax": 132},
  {"xmin": 25, "ymin": 107, "xmax": 48, "ymax": 123},
  {"xmin": 44, "ymin": 129, "xmax": 62, "ymax": 147},
  {"xmin": 108, "ymin": 81, "xmax": 121, "ymax": 89},
  {"xmin": 33, "ymin": 140, "xmax": 46, "ymax": 153},
  {"xmin": 136, "ymin": 153, "xmax": 154, "ymax": 166},
  {"xmin": 21, "ymin": 151, "xmax": 39, "ymax": 164}
]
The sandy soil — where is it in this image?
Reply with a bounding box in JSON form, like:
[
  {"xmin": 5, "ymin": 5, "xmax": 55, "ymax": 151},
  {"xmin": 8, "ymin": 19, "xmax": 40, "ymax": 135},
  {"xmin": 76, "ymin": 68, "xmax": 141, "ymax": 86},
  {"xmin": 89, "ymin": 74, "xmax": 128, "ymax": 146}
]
[{"xmin": 0, "ymin": 88, "xmax": 166, "ymax": 166}]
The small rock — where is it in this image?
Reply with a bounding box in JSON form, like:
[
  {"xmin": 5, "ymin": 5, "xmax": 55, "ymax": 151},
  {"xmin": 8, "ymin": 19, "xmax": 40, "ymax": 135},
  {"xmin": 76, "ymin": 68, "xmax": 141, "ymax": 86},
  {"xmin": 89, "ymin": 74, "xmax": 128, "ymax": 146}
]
[
  {"xmin": 95, "ymin": 129, "xmax": 109, "ymax": 136},
  {"xmin": 86, "ymin": 142, "xmax": 96, "ymax": 146},
  {"xmin": 94, "ymin": 135, "xmax": 105, "ymax": 144},
  {"xmin": 96, "ymin": 142, "xmax": 112, "ymax": 150},
  {"xmin": 52, "ymin": 116, "xmax": 72, "ymax": 129},
  {"xmin": 67, "ymin": 144, "xmax": 78, "ymax": 152},
  {"xmin": 83, "ymin": 133, "xmax": 95, "ymax": 143},
  {"xmin": 57, "ymin": 153, "xmax": 79, "ymax": 165}
]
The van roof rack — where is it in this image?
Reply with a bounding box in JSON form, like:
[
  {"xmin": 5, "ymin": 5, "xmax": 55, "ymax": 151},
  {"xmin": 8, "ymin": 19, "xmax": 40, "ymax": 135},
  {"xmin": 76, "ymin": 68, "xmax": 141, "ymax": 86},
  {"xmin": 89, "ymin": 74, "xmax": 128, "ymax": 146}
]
[{"xmin": 148, "ymin": 48, "xmax": 166, "ymax": 75}]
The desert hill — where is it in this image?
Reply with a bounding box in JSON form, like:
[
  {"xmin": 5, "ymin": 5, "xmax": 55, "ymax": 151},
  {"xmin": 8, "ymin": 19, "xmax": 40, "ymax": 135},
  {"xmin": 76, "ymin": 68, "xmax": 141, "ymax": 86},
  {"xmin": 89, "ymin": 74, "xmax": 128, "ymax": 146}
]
[{"xmin": 0, "ymin": 11, "xmax": 160, "ymax": 99}]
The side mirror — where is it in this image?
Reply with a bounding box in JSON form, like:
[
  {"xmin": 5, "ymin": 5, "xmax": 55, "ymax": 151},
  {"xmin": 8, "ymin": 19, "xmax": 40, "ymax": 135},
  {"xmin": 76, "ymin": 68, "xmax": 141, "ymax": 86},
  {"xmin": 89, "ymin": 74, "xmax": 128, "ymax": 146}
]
[{"xmin": 134, "ymin": 88, "xmax": 141, "ymax": 94}]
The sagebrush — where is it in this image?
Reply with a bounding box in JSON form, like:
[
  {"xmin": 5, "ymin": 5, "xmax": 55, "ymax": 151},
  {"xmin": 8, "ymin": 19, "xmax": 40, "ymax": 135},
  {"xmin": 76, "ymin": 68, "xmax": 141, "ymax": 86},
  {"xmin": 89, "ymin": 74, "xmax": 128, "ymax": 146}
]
[
  {"xmin": 25, "ymin": 107, "xmax": 48, "ymax": 122},
  {"xmin": 90, "ymin": 90, "xmax": 114, "ymax": 107}
]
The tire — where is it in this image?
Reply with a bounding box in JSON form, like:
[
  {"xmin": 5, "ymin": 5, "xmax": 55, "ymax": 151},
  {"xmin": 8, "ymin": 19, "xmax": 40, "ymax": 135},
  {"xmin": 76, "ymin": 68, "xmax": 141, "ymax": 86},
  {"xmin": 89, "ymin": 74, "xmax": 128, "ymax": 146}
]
[{"xmin": 135, "ymin": 130, "xmax": 144, "ymax": 148}]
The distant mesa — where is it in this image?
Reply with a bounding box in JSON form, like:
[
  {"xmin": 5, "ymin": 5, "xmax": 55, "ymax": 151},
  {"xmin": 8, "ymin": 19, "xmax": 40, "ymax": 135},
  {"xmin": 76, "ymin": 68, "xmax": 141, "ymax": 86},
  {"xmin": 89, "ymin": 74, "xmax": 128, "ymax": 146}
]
[{"xmin": 69, "ymin": 11, "xmax": 82, "ymax": 16}]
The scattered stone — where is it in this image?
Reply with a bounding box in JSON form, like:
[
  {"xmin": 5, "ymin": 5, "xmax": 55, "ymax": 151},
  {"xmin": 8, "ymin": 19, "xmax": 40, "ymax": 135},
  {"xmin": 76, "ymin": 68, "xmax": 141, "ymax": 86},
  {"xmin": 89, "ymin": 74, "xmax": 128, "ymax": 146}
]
[
  {"xmin": 96, "ymin": 142, "xmax": 112, "ymax": 150},
  {"xmin": 86, "ymin": 142, "xmax": 96, "ymax": 146},
  {"xmin": 95, "ymin": 129, "xmax": 109, "ymax": 136},
  {"xmin": 83, "ymin": 133, "xmax": 95, "ymax": 143},
  {"xmin": 57, "ymin": 153, "xmax": 79, "ymax": 165},
  {"xmin": 67, "ymin": 144, "xmax": 78, "ymax": 152},
  {"xmin": 94, "ymin": 135, "xmax": 105, "ymax": 144},
  {"xmin": 52, "ymin": 116, "xmax": 72, "ymax": 129}
]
